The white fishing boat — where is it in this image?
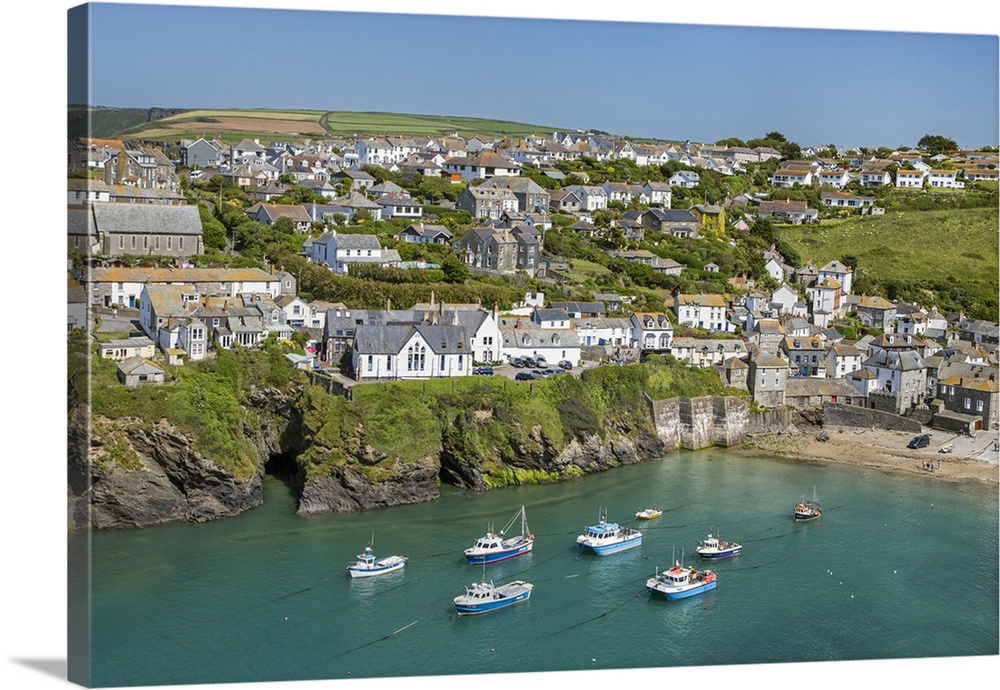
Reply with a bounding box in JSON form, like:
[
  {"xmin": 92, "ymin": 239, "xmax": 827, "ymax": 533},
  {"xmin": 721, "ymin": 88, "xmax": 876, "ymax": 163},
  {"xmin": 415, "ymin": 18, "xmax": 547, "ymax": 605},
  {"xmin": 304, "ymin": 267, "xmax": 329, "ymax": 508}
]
[
  {"xmin": 347, "ymin": 536, "xmax": 407, "ymax": 578},
  {"xmin": 464, "ymin": 505, "xmax": 535, "ymax": 565},
  {"xmin": 453, "ymin": 579, "xmax": 533, "ymax": 615},
  {"xmin": 646, "ymin": 550, "xmax": 717, "ymax": 601},
  {"xmin": 635, "ymin": 508, "xmax": 663, "ymax": 520},
  {"xmin": 576, "ymin": 509, "xmax": 642, "ymax": 555}
]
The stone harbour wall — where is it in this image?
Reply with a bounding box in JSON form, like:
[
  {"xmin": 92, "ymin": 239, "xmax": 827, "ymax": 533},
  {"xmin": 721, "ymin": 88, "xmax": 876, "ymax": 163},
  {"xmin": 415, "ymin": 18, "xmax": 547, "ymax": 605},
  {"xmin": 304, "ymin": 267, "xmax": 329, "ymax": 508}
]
[{"xmin": 648, "ymin": 395, "xmax": 793, "ymax": 450}]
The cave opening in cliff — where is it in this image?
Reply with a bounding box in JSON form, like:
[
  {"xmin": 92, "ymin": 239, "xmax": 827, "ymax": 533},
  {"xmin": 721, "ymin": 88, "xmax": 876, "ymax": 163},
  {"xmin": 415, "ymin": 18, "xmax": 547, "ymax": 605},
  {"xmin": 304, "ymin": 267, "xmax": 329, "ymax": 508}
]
[{"xmin": 265, "ymin": 452, "xmax": 299, "ymax": 482}]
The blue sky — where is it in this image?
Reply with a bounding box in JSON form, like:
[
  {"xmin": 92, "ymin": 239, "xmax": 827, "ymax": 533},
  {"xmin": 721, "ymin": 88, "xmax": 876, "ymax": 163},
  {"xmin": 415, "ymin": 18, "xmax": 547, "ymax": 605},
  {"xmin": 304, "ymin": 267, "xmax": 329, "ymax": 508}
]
[{"xmin": 70, "ymin": 1, "xmax": 999, "ymax": 150}]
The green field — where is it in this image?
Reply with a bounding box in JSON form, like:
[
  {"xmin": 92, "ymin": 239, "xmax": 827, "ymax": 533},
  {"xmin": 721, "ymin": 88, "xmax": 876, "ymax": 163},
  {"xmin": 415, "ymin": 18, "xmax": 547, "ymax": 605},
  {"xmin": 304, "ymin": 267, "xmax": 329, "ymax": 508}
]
[
  {"xmin": 318, "ymin": 111, "xmax": 563, "ymax": 139},
  {"xmin": 778, "ymin": 207, "xmax": 999, "ymax": 319},
  {"xmin": 112, "ymin": 108, "xmax": 564, "ymax": 142}
]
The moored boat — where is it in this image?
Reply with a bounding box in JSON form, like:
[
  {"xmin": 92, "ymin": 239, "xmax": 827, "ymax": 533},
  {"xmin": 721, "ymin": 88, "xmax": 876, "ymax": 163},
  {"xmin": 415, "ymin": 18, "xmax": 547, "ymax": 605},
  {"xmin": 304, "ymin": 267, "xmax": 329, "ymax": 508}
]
[
  {"xmin": 793, "ymin": 487, "xmax": 822, "ymax": 521},
  {"xmin": 635, "ymin": 508, "xmax": 663, "ymax": 520},
  {"xmin": 464, "ymin": 505, "xmax": 534, "ymax": 565},
  {"xmin": 453, "ymin": 580, "xmax": 533, "ymax": 615},
  {"xmin": 576, "ymin": 510, "xmax": 642, "ymax": 555},
  {"xmin": 695, "ymin": 532, "xmax": 742, "ymax": 560},
  {"xmin": 938, "ymin": 443, "xmax": 953, "ymax": 454},
  {"xmin": 347, "ymin": 545, "xmax": 407, "ymax": 578},
  {"xmin": 646, "ymin": 555, "xmax": 717, "ymax": 600}
]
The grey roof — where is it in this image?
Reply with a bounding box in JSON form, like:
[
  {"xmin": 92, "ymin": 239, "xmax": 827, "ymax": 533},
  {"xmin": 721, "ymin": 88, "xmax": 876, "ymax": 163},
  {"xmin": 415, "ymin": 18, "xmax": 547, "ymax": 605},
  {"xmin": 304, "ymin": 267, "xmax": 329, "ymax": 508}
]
[
  {"xmin": 501, "ymin": 328, "xmax": 580, "ymax": 349},
  {"xmin": 67, "ymin": 207, "xmax": 97, "ymax": 237},
  {"xmin": 92, "ymin": 202, "xmax": 203, "ymax": 235},
  {"xmin": 863, "ymin": 349, "xmax": 925, "ymax": 371},
  {"xmin": 336, "ymin": 234, "xmax": 382, "ymax": 250},
  {"xmin": 118, "ymin": 356, "xmax": 163, "ymax": 376},
  {"xmin": 548, "ymin": 302, "xmax": 607, "ymax": 316},
  {"xmin": 534, "ymin": 309, "xmax": 571, "ymax": 322},
  {"xmin": 353, "ymin": 323, "xmax": 470, "ymax": 355}
]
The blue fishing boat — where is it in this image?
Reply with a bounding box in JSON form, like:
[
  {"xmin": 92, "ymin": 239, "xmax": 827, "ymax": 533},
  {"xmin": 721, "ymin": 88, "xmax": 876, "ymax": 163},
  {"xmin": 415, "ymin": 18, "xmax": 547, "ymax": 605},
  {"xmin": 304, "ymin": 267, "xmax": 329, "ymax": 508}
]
[
  {"xmin": 646, "ymin": 553, "xmax": 717, "ymax": 600},
  {"xmin": 464, "ymin": 505, "xmax": 534, "ymax": 565},
  {"xmin": 695, "ymin": 532, "xmax": 742, "ymax": 560},
  {"xmin": 453, "ymin": 579, "xmax": 534, "ymax": 615},
  {"xmin": 576, "ymin": 509, "xmax": 642, "ymax": 555}
]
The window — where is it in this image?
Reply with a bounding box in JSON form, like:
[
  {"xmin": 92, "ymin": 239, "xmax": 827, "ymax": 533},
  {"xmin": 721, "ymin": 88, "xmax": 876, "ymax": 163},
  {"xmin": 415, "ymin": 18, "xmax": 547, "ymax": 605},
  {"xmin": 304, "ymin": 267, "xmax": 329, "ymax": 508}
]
[
  {"xmin": 458, "ymin": 355, "xmax": 464, "ymax": 370},
  {"xmin": 367, "ymin": 355, "xmax": 373, "ymax": 372},
  {"xmin": 963, "ymin": 397, "xmax": 971, "ymax": 410},
  {"xmin": 976, "ymin": 399, "xmax": 984, "ymax": 412}
]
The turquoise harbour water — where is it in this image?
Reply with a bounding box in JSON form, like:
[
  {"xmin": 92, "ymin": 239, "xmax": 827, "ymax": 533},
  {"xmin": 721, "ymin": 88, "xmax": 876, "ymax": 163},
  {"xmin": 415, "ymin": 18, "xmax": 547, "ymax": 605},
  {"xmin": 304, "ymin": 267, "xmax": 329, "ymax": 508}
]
[{"xmin": 77, "ymin": 450, "xmax": 999, "ymax": 687}]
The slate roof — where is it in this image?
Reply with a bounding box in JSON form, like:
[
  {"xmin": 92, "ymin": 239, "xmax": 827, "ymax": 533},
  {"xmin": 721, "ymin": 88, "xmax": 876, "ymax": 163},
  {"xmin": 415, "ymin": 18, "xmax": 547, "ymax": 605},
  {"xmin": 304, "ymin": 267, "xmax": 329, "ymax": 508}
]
[{"xmin": 91, "ymin": 202, "xmax": 203, "ymax": 235}]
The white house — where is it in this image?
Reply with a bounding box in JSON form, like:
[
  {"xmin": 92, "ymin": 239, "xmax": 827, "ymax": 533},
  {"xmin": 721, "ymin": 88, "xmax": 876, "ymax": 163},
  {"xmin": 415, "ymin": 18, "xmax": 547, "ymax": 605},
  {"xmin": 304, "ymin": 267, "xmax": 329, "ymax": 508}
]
[
  {"xmin": 928, "ymin": 169, "xmax": 962, "ymax": 188},
  {"xmin": 673, "ymin": 293, "xmax": 733, "ymax": 333},
  {"xmin": 442, "ymin": 152, "xmax": 521, "ymax": 181},
  {"xmin": 895, "ymin": 169, "xmax": 926, "ymax": 188},
  {"xmin": 309, "ymin": 230, "xmax": 400, "ymax": 274},
  {"xmin": 352, "ymin": 324, "xmax": 472, "ymax": 381},
  {"xmin": 770, "ymin": 168, "xmax": 813, "ymax": 187},
  {"xmin": 500, "ymin": 327, "xmax": 581, "ymax": 366},
  {"xmin": 574, "ymin": 317, "xmax": 633, "ymax": 347},
  {"xmin": 817, "ymin": 170, "xmax": 851, "ymax": 188},
  {"xmin": 668, "ymin": 171, "xmax": 700, "ymax": 188},
  {"xmin": 818, "ymin": 260, "xmax": 853, "ymax": 295},
  {"xmin": 630, "ymin": 312, "xmax": 674, "ymax": 351},
  {"xmin": 564, "ymin": 185, "xmax": 609, "ymax": 212}
]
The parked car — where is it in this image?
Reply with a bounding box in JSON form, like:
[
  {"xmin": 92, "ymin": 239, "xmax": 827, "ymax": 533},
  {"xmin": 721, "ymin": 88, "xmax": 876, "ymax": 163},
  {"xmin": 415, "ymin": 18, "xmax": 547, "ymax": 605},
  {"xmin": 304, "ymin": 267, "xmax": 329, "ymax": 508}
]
[
  {"xmin": 523, "ymin": 356, "xmax": 537, "ymax": 368},
  {"xmin": 531, "ymin": 369, "xmax": 550, "ymax": 378},
  {"xmin": 534, "ymin": 356, "xmax": 549, "ymax": 368},
  {"xmin": 544, "ymin": 368, "xmax": 563, "ymax": 376},
  {"xmin": 558, "ymin": 360, "xmax": 573, "ymax": 370},
  {"xmin": 473, "ymin": 366, "xmax": 494, "ymax": 376},
  {"xmin": 907, "ymin": 433, "xmax": 932, "ymax": 449},
  {"xmin": 514, "ymin": 372, "xmax": 535, "ymax": 381},
  {"xmin": 511, "ymin": 357, "xmax": 525, "ymax": 368}
]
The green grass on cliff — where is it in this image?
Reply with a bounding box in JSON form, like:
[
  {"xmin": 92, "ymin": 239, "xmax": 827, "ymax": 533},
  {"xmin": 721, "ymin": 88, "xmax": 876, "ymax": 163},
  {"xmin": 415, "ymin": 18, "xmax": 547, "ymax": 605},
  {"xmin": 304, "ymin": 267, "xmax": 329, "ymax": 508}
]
[{"xmin": 88, "ymin": 341, "xmax": 305, "ymax": 481}]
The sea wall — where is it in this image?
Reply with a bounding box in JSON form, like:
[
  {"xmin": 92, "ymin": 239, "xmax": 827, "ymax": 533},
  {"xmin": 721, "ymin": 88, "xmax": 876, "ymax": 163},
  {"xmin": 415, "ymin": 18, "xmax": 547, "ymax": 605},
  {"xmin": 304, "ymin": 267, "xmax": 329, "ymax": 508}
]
[
  {"xmin": 648, "ymin": 395, "xmax": 793, "ymax": 450},
  {"xmin": 822, "ymin": 402, "xmax": 923, "ymax": 433}
]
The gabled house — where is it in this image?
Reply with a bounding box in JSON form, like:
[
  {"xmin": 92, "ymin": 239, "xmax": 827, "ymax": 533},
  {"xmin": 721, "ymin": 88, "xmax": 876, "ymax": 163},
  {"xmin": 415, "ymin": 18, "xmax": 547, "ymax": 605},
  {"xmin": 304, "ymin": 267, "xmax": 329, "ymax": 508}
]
[
  {"xmin": 245, "ymin": 203, "xmax": 313, "ymax": 232},
  {"xmin": 629, "ymin": 312, "xmax": 674, "ymax": 352},
  {"xmin": 457, "ymin": 185, "xmax": 518, "ymax": 220},
  {"xmin": 352, "ymin": 323, "xmax": 472, "ymax": 380},
  {"xmin": 309, "ymin": 230, "xmax": 399, "ymax": 274},
  {"xmin": 854, "ymin": 295, "xmax": 897, "ymax": 330},
  {"xmin": 673, "ymin": 293, "xmax": 733, "ymax": 333},
  {"xmin": 640, "ymin": 209, "xmax": 699, "ymax": 238},
  {"xmin": 480, "ymin": 176, "xmax": 550, "ymax": 213},
  {"xmin": 668, "ymin": 170, "xmax": 700, "ymax": 188},
  {"xmin": 770, "ymin": 167, "xmax": 813, "ymax": 188},
  {"xmin": 376, "ymin": 193, "xmax": 423, "ymax": 220},
  {"xmin": 826, "ymin": 342, "xmax": 864, "ymax": 379},
  {"xmin": 748, "ymin": 351, "xmax": 789, "ymax": 407},
  {"xmin": 397, "ymin": 223, "xmax": 453, "ymax": 245}
]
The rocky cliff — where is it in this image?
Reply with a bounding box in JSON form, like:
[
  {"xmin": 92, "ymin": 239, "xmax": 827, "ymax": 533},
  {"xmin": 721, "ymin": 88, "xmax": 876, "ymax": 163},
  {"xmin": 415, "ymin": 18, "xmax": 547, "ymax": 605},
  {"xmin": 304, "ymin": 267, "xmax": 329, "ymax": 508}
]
[{"xmin": 72, "ymin": 380, "xmax": 774, "ymax": 531}]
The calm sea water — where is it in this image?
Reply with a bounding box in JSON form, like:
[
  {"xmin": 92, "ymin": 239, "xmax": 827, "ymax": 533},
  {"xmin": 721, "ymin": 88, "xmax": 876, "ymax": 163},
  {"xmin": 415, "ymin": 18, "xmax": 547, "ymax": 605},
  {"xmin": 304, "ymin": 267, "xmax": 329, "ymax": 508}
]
[{"xmin": 76, "ymin": 450, "xmax": 999, "ymax": 687}]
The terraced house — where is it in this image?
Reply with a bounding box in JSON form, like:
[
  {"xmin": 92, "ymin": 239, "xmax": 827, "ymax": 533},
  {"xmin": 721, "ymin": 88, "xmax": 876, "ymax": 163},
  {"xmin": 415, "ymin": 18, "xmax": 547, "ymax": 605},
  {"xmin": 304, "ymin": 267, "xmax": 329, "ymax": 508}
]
[{"xmin": 673, "ymin": 293, "xmax": 733, "ymax": 333}]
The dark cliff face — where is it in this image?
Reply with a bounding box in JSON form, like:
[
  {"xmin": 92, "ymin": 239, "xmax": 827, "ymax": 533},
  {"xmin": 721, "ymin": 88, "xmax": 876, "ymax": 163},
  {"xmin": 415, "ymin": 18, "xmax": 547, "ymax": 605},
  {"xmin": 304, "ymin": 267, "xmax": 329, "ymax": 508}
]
[
  {"xmin": 73, "ymin": 386, "xmax": 669, "ymax": 530},
  {"xmin": 87, "ymin": 419, "xmax": 265, "ymax": 530}
]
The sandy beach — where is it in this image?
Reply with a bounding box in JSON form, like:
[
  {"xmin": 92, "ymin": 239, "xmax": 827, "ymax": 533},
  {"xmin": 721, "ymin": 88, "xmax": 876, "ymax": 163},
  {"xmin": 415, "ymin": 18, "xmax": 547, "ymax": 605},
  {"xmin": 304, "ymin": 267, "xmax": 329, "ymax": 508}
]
[{"xmin": 739, "ymin": 424, "xmax": 1000, "ymax": 486}]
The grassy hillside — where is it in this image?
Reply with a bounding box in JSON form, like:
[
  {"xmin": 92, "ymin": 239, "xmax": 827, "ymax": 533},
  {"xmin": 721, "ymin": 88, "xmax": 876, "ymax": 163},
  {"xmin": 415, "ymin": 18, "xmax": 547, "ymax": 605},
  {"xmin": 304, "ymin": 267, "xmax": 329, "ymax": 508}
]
[
  {"xmin": 778, "ymin": 206, "xmax": 999, "ymax": 319},
  {"xmin": 68, "ymin": 106, "xmax": 160, "ymax": 139},
  {"xmin": 114, "ymin": 108, "xmax": 564, "ymax": 142}
]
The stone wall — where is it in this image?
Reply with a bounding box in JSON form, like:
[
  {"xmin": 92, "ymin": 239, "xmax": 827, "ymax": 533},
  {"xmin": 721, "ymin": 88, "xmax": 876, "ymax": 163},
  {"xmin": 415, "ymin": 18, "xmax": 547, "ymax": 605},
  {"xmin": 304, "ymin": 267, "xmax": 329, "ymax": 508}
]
[
  {"xmin": 822, "ymin": 402, "xmax": 923, "ymax": 433},
  {"xmin": 648, "ymin": 395, "xmax": 793, "ymax": 450}
]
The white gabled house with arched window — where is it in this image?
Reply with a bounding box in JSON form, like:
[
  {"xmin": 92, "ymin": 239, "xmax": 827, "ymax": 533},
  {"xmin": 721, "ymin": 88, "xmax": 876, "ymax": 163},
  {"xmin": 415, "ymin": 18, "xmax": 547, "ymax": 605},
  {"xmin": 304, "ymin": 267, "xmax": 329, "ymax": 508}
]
[{"xmin": 351, "ymin": 324, "xmax": 472, "ymax": 380}]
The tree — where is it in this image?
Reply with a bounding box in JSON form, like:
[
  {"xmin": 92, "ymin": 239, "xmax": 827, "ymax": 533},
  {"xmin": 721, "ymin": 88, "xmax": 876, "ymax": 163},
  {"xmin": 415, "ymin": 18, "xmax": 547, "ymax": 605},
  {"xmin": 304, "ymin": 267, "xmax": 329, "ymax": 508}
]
[
  {"xmin": 917, "ymin": 134, "xmax": 958, "ymax": 155},
  {"xmin": 440, "ymin": 255, "xmax": 470, "ymax": 284},
  {"xmin": 198, "ymin": 205, "xmax": 227, "ymax": 251}
]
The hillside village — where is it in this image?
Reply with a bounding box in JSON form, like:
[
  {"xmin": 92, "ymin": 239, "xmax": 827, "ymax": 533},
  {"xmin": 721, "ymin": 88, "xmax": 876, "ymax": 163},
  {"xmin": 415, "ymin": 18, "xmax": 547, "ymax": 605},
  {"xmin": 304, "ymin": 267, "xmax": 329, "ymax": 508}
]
[{"xmin": 68, "ymin": 126, "xmax": 1000, "ymax": 437}]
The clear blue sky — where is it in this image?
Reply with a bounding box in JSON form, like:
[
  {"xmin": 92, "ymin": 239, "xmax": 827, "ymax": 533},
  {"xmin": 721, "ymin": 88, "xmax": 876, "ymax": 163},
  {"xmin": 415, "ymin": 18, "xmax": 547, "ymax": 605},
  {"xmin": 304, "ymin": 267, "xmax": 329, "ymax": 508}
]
[{"xmin": 70, "ymin": 2, "xmax": 999, "ymax": 150}]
